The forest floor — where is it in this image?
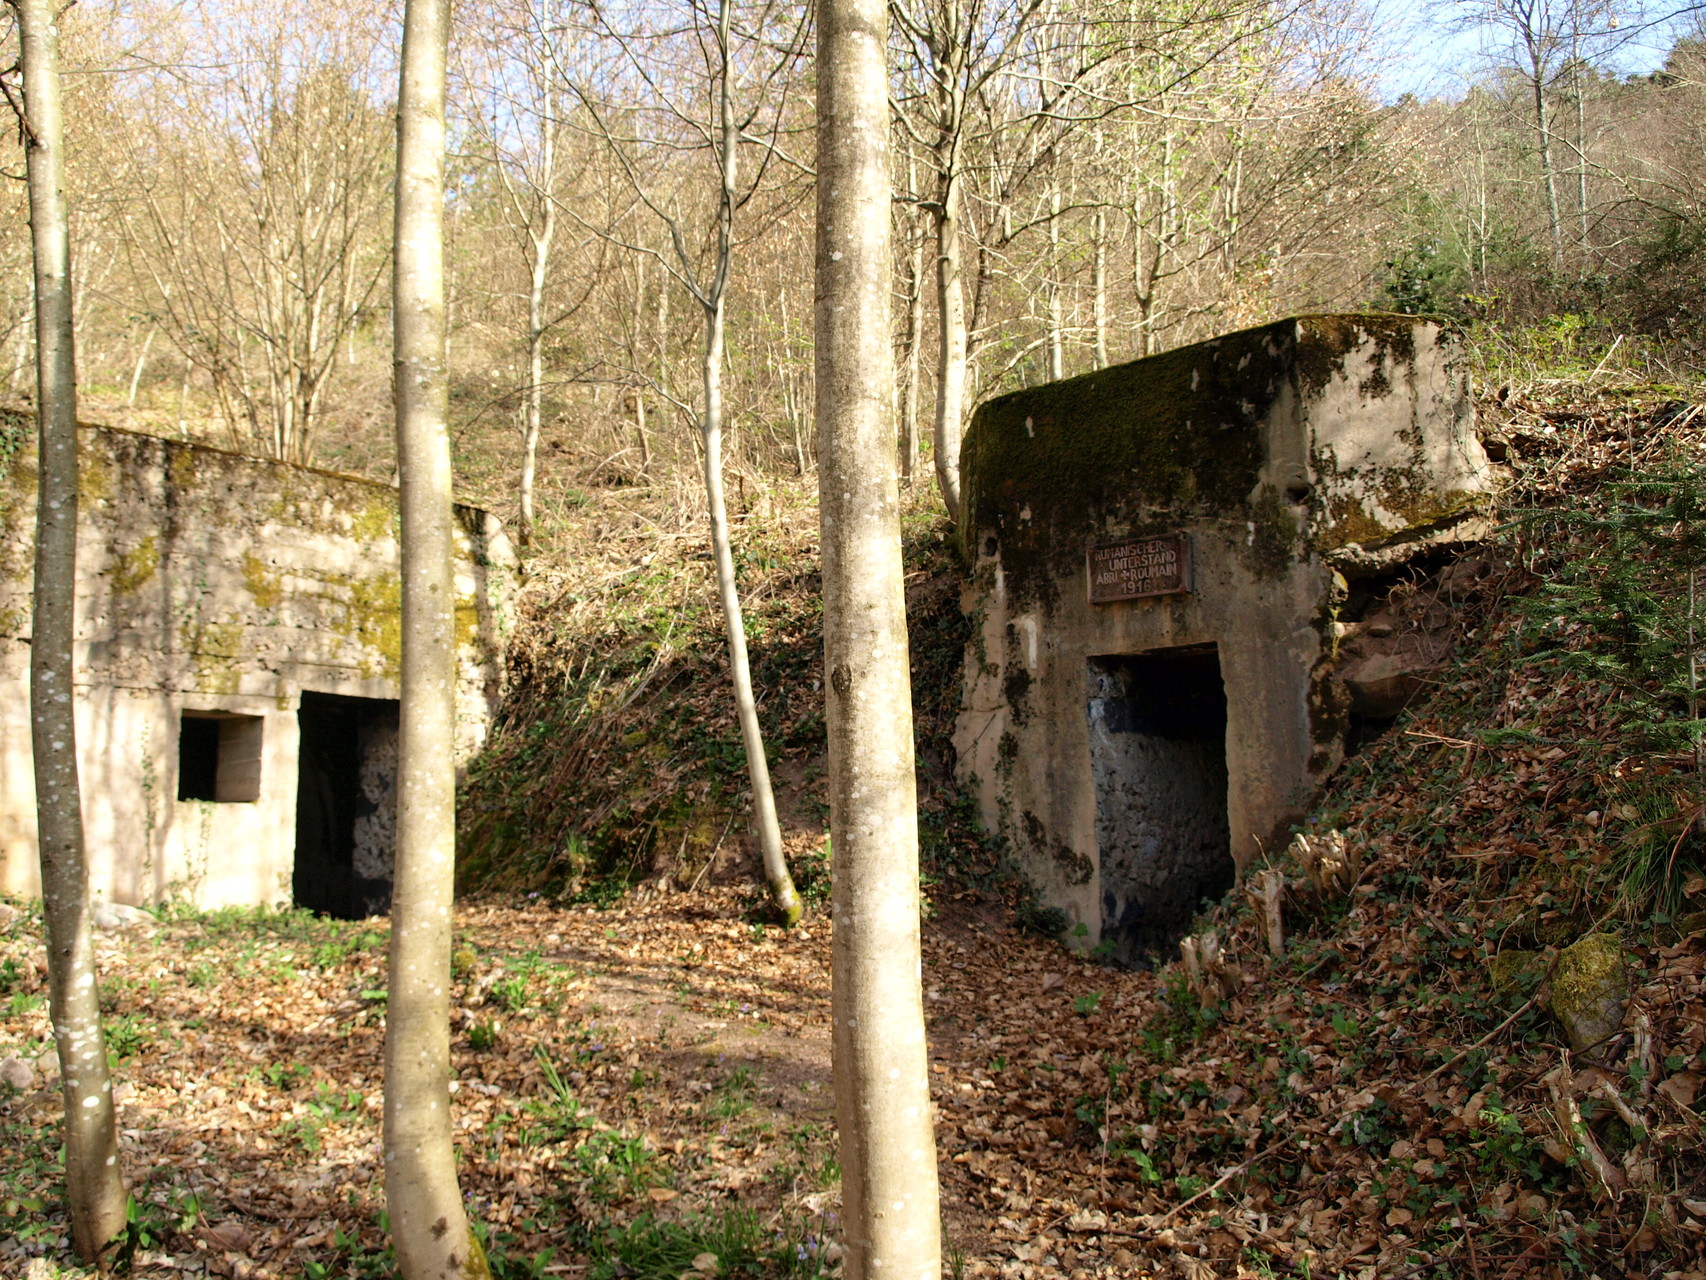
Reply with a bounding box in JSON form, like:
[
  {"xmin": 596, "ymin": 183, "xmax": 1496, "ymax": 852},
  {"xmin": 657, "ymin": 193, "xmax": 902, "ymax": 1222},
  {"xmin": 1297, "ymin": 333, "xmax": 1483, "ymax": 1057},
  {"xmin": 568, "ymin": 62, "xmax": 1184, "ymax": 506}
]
[{"xmin": 4, "ymin": 378, "xmax": 1706, "ymax": 1279}]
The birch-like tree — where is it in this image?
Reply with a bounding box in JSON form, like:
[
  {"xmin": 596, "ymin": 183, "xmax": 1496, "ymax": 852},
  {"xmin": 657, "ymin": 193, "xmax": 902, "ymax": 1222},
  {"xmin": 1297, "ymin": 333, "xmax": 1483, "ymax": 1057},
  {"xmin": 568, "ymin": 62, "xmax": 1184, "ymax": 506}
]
[
  {"xmin": 817, "ymin": 0, "xmax": 943, "ymax": 1270},
  {"xmin": 6, "ymin": 0, "xmax": 128, "ymax": 1261},
  {"xmin": 554, "ymin": 0, "xmax": 806, "ymax": 922},
  {"xmin": 385, "ymin": 0, "xmax": 491, "ymax": 1274}
]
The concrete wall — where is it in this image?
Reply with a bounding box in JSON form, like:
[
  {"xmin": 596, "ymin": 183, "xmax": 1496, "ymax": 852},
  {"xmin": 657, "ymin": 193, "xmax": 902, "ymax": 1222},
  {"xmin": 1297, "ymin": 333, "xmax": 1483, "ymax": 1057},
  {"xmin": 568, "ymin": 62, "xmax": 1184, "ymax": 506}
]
[
  {"xmin": 954, "ymin": 315, "xmax": 1490, "ymax": 961},
  {"xmin": 0, "ymin": 423, "xmax": 516, "ymax": 909}
]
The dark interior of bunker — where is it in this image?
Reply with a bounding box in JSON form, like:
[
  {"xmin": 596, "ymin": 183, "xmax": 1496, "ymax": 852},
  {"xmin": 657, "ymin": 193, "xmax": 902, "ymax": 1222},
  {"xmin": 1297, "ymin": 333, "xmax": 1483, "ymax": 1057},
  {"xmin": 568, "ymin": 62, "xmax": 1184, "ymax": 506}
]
[
  {"xmin": 294, "ymin": 692, "xmax": 399, "ymax": 919},
  {"xmin": 1087, "ymin": 646, "xmax": 1233, "ymax": 965}
]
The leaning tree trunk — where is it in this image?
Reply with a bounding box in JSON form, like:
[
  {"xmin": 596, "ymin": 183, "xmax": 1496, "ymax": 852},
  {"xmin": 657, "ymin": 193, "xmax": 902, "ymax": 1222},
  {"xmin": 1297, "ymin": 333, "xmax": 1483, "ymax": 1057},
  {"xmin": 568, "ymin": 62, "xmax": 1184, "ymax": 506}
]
[
  {"xmin": 697, "ymin": 0, "xmax": 801, "ymax": 925},
  {"xmin": 387, "ymin": 1, "xmax": 490, "ymax": 1276},
  {"xmin": 700, "ymin": 294, "xmax": 802, "ymax": 925},
  {"xmin": 13, "ymin": 0, "xmax": 130, "ymax": 1262},
  {"xmin": 816, "ymin": 0, "xmax": 943, "ymax": 1273}
]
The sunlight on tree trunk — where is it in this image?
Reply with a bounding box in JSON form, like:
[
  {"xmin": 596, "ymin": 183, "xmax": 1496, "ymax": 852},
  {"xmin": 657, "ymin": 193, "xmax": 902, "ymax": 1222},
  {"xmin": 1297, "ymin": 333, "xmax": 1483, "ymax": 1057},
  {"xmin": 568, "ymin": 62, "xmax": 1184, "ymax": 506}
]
[
  {"xmin": 816, "ymin": 0, "xmax": 943, "ymax": 1271},
  {"xmin": 12, "ymin": 0, "xmax": 129, "ymax": 1260},
  {"xmin": 386, "ymin": 0, "xmax": 490, "ymax": 1274},
  {"xmin": 933, "ymin": 164, "xmax": 966, "ymax": 524},
  {"xmin": 702, "ymin": 285, "xmax": 801, "ymax": 925}
]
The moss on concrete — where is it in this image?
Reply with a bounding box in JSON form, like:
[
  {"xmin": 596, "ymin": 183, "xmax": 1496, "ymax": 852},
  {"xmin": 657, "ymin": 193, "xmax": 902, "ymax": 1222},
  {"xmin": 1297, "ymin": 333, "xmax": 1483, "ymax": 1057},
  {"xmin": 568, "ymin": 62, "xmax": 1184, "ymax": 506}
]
[
  {"xmin": 332, "ymin": 573, "xmax": 403, "ymax": 679},
  {"xmin": 351, "ymin": 493, "xmax": 399, "ymax": 546},
  {"xmin": 1246, "ymin": 483, "xmax": 1299, "ymax": 577},
  {"xmin": 960, "ymin": 314, "xmax": 1457, "ymax": 604},
  {"xmin": 186, "ymin": 619, "xmax": 246, "ymax": 694},
  {"xmin": 1292, "ymin": 312, "xmax": 1420, "ymax": 398},
  {"xmin": 961, "ymin": 319, "xmax": 1284, "ymax": 603},
  {"xmin": 109, "ymin": 536, "xmax": 160, "ymax": 596},
  {"xmin": 242, "ymin": 554, "xmax": 283, "ymax": 611}
]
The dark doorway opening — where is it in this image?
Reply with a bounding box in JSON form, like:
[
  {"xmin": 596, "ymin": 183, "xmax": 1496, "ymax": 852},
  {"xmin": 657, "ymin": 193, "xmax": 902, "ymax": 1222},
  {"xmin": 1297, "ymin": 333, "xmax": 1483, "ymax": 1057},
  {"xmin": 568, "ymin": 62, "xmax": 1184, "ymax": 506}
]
[
  {"xmin": 294, "ymin": 693, "xmax": 399, "ymax": 919},
  {"xmin": 1087, "ymin": 645, "xmax": 1232, "ymax": 965}
]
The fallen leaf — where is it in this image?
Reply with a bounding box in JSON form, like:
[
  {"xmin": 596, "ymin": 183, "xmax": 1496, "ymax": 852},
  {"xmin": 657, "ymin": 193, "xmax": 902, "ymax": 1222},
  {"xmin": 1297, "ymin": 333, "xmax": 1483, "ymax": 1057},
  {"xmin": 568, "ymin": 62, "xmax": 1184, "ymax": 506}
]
[{"xmin": 1657, "ymin": 1072, "xmax": 1701, "ymax": 1108}]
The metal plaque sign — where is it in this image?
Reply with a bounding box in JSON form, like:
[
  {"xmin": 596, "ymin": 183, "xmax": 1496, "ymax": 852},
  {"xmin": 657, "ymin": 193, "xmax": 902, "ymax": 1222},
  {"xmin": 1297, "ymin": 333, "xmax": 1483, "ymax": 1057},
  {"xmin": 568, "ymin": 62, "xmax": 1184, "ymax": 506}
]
[{"xmin": 1088, "ymin": 533, "xmax": 1191, "ymax": 603}]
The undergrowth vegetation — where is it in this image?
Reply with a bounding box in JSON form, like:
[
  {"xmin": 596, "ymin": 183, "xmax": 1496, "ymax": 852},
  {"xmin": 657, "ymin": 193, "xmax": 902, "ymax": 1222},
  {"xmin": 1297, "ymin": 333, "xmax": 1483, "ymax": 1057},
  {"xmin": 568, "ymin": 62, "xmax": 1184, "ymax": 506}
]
[{"xmin": 456, "ymin": 480, "xmax": 991, "ymax": 905}]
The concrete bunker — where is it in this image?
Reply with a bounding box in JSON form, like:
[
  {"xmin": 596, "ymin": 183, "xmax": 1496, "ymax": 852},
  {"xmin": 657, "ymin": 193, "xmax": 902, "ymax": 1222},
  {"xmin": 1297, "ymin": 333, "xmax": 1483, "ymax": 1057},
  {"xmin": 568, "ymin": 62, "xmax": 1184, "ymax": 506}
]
[
  {"xmin": 0, "ymin": 420, "xmax": 516, "ymax": 913},
  {"xmin": 955, "ymin": 314, "xmax": 1493, "ymax": 959}
]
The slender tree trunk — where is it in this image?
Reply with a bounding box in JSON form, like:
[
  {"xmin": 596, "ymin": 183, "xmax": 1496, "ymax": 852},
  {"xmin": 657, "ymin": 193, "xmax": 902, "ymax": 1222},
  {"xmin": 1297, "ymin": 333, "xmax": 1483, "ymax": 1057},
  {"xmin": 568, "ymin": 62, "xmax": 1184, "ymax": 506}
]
[
  {"xmin": 1046, "ymin": 181, "xmax": 1064, "ymax": 381},
  {"xmin": 933, "ymin": 165, "xmax": 966, "ymax": 523},
  {"xmin": 1092, "ymin": 207, "xmax": 1108, "ymax": 370},
  {"xmin": 518, "ymin": 195, "xmax": 555, "ymax": 546},
  {"xmin": 126, "ymin": 327, "xmax": 156, "ymax": 409},
  {"xmin": 14, "ymin": 0, "xmax": 128, "ymax": 1261},
  {"xmin": 816, "ymin": 0, "xmax": 942, "ymax": 1271},
  {"xmin": 700, "ymin": 299, "xmax": 800, "ymax": 924},
  {"xmin": 1529, "ymin": 55, "xmax": 1564, "ymax": 269},
  {"xmin": 1573, "ymin": 66, "xmax": 1589, "ymax": 260},
  {"xmin": 632, "ymin": 255, "xmax": 651, "ymax": 475},
  {"xmin": 655, "ymin": 258, "xmax": 671, "ymax": 404},
  {"xmin": 387, "ymin": 1, "xmax": 489, "ymax": 1275},
  {"xmin": 901, "ymin": 191, "xmax": 925, "ymax": 484},
  {"xmin": 701, "ymin": 0, "xmax": 800, "ymax": 925}
]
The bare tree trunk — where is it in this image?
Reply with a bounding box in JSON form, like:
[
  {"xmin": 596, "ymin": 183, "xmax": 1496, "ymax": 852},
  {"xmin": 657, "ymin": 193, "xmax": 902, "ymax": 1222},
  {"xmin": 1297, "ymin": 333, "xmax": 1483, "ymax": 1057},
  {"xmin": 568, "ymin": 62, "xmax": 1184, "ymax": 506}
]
[
  {"xmin": 900, "ymin": 188, "xmax": 925, "ymax": 484},
  {"xmin": 1092, "ymin": 207, "xmax": 1108, "ymax": 370},
  {"xmin": 697, "ymin": 0, "xmax": 800, "ymax": 925},
  {"xmin": 701, "ymin": 302, "xmax": 797, "ymax": 922},
  {"xmin": 1046, "ymin": 180, "xmax": 1064, "ymax": 381},
  {"xmin": 655, "ymin": 258, "xmax": 671, "ymax": 404},
  {"xmin": 816, "ymin": 0, "xmax": 942, "ymax": 1270},
  {"xmin": 126, "ymin": 327, "xmax": 156, "ymax": 409},
  {"xmin": 1573, "ymin": 63, "xmax": 1589, "ymax": 260},
  {"xmin": 387, "ymin": 1, "xmax": 489, "ymax": 1275},
  {"xmin": 632, "ymin": 254, "xmax": 651, "ymax": 475},
  {"xmin": 933, "ymin": 165, "xmax": 966, "ymax": 523},
  {"xmin": 518, "ymin": 181, "xmax": 555, "ymax": 546},
  {"xmin": 1529, "ymin": 51, "xmax": 1564, "ymax": 269},
  {"xmin": 12, "ymin": 0, "xmax": 129, "ymax": 1262}
]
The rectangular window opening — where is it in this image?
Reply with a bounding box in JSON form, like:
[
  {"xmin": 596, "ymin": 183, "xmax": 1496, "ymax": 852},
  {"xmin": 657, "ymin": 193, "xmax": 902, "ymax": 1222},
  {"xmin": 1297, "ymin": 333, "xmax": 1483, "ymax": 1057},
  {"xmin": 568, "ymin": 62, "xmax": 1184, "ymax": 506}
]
[{"xmin": 177, "ymin": 712, "xmax": 264, "ymax": 803}]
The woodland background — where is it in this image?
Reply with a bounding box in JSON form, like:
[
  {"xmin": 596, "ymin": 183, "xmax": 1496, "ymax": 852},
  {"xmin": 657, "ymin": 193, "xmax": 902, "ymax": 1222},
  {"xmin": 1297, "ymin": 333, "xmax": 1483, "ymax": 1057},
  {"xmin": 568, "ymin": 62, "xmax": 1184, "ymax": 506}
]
[{"xmin": 9, "ymin": 0, "xmax": 1706, "ymax": 522}]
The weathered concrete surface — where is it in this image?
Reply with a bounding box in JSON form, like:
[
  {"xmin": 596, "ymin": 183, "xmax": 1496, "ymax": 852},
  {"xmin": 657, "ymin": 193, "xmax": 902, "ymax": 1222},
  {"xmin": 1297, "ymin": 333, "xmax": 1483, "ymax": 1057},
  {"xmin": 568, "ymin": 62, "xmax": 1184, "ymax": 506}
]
[
  {"xmin": 0, "ymin": 423, "xmax": 516, "ymax": 909},
  {"xmin": 954, "ymin": 315, "xmax": 1490, "ymax": 963}
]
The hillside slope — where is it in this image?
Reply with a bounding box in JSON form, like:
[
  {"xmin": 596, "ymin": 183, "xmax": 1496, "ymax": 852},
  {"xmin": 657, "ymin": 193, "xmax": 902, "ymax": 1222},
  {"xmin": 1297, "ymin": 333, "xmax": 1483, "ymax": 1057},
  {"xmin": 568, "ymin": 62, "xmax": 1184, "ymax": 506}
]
[{"xmin": 455, "ymin": 382, "xmax": 1706, "ymax": 1276}]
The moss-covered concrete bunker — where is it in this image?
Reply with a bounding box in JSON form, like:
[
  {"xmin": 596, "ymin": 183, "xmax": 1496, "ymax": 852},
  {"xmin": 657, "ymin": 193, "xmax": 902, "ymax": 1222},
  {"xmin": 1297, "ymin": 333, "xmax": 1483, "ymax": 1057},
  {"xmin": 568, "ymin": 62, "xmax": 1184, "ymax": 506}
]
[
  {"xmin": 955, "ymin": 315, "xmax": 1490, "ymax": 964},
  {"xmin": 1, "ymin": 424, "xmax": 517, "ymax": 914}
]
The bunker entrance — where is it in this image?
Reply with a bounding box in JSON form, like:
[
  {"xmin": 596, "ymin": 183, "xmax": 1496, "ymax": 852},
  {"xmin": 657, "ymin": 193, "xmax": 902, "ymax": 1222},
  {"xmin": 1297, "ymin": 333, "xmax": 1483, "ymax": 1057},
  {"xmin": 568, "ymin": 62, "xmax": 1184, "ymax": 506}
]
[
  {"xmin": 1087, "ymin": 645, "xmax": 1233, "ymax": 965},
  {"xmin": 294, "ymin": 693, "xmax": 399, "ymax": 919}
]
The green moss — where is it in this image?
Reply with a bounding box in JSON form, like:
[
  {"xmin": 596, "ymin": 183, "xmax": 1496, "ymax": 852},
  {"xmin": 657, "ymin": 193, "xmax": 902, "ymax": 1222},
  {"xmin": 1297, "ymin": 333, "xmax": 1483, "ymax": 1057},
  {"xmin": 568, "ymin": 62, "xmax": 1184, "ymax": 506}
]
[
  {"xmin": 961, "ymin": 319, "xmax": 1284, "ymax": 604},
  {"xmin": 333, "ymin": 573, "xmax": 402, "ymax": 679},
  {"xmin": 166, "ymin": 443, "xmax": 199, "ymax": 495},
  {"xmin": 77, "ymin": 443, "xmax": 114, "ymax": 506},
  {"xmin": 1490, "ymin": 948, "xmax": 1545, "ymax": 999},
  {"xmin": 242, "ymin": 553, "xmax": 283, "ymax": 610},
  {"xmin": 186, "ymin": 619, "xmax": 246, "ymax": 694},
  {"xmin": 1550, "ymin": 933, "xmax": 1626, "ymax": 1020},
  {"xmin": 109, "ymin": 536, "xmax": 160, "ymax": 596},
  {"xmin": 1246, "ymin": 483, "xmax": 1299, "ymax": 577},
  {"xmin": 1292, "ymin": 312, "xmax": 1421, "ymax": 398},
  {"xmin": 350, "ymin": 493, "xmax": 399, "ymax": 545}
]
